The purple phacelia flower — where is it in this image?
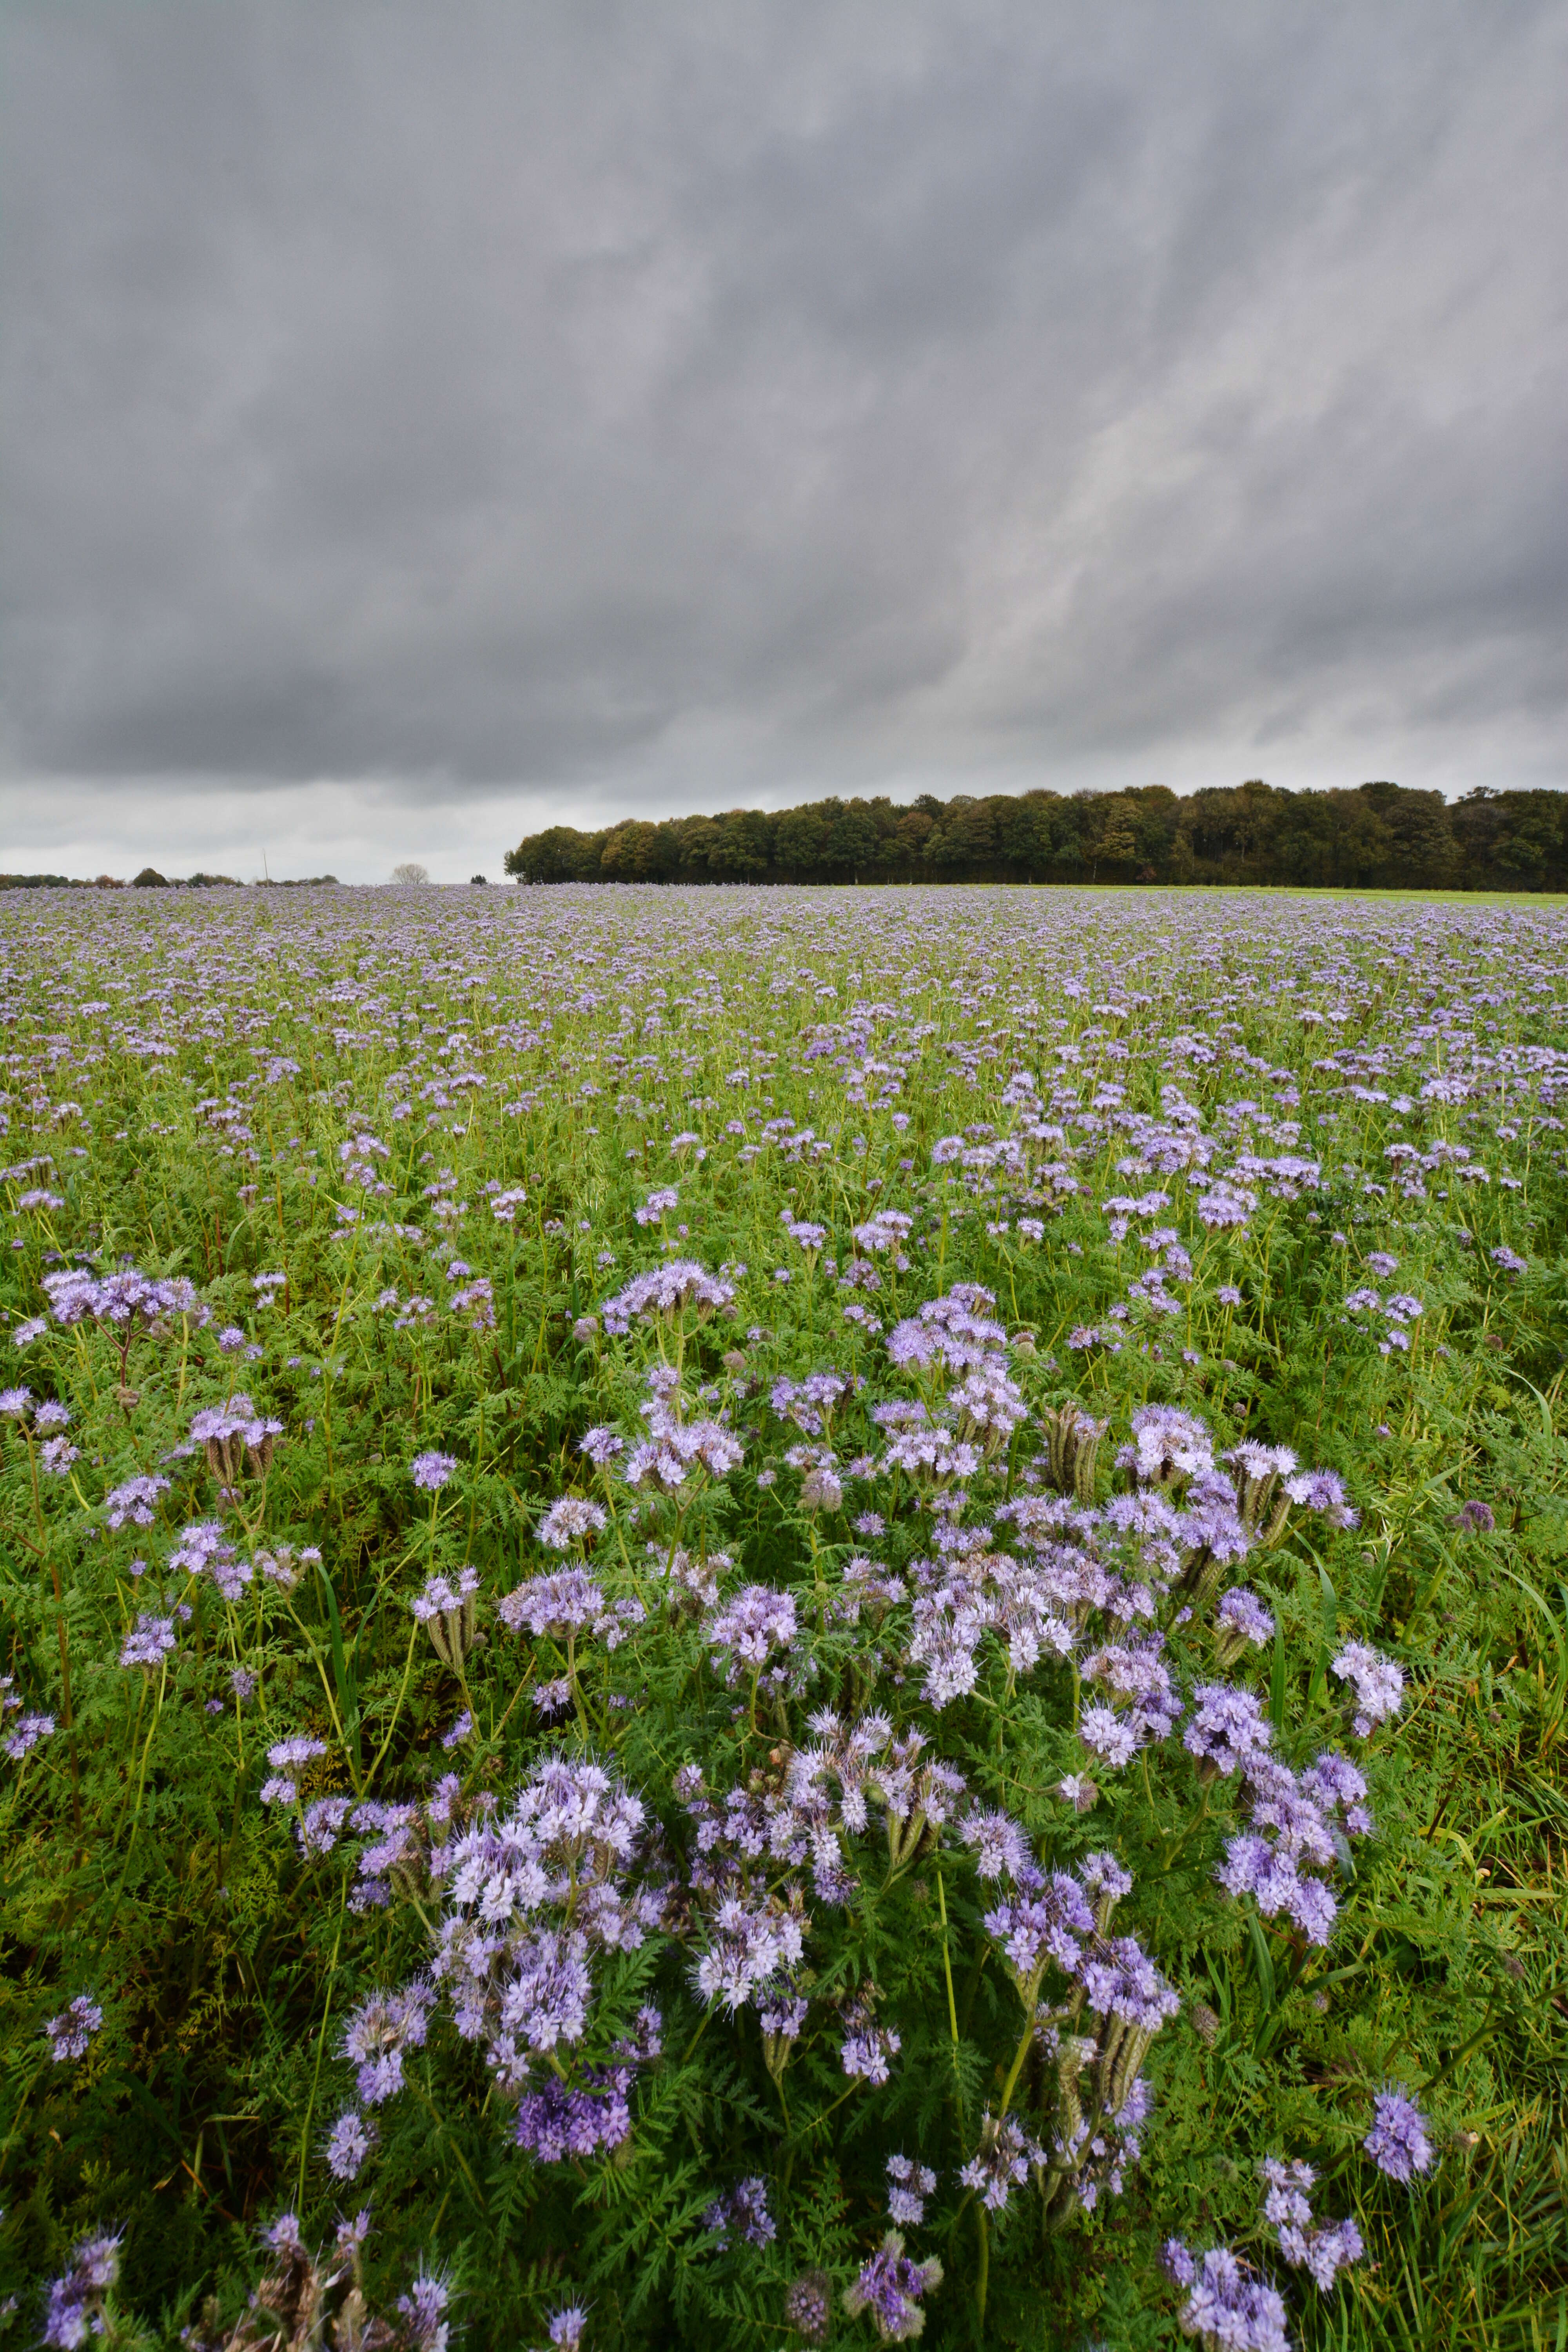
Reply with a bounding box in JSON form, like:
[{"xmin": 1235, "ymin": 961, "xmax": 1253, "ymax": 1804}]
[
  {"xmin": 1363, "ymin": 2089, "xmax": 1434, "ymax": 2183},
  {"xmin": 45, "ymin": 1995, "xmax": 103, "ymax": 2063}
]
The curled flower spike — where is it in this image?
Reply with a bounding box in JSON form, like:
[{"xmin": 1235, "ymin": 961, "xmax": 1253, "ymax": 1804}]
[
  {"xmin": 413, "ymin": 1564, "xmax": 481, "ymax": 1667},
  {"xmin": 188, "ymin": 1394, "xmax": 283, "ymax": 1486}
]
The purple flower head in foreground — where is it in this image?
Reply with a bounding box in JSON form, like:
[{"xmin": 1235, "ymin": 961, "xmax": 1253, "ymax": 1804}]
[
  {"xmin": 537, "ymin": 1496, "xmax": 609, "ymax": 1550},
  {"xmin": 35, "ymin": 1399, "xmax": 71, "ymax": 1429},
  {"xmin": 704, "ymin": 2175, "xmax": 775, "ymax": 2248},
  {"xmin": 1363, "ymin": 2089, "xmax": 1434, "ymax": 2183},
  {"xmin": 411, "ymin": 1565, "xmax": 480, "ymax": 1621},
  {"xmin": 103, "ymin": 1473, "xmax": 171, "ymax": 1529},
  {"xmin": 260, "ymin": 1733, "xmax": 327, "ymax": 1807},
  {"xmin": 546, "ymin": 2307, "xmax": 588, "ymax": 2350},
  {"xmin": 325, "ymin": 2106, "xmax": 375, "ymax": 2181},
  {"xmin": 263, "ymin": 2210, "xmax": 304, "ymax": 2256},
  {"xmin": 169, "ymin": 1519, "xmax": 250, "ymax": 1601},
  {"xmin": 600, "ymin": 1259, "xmax": 734, "ymax": 1336},
  {"xmin": 1283, "ymin": 1466, "xmax": 1359, "ymax": 1529},
  {"xmin": 39, "ymin": 1435, "xmax": 80, "ymax": 1476},
  {"xmin": 45, "ymin": 1995, "xmax": 104, "ymax": 2063},
  {"xmin": 1454, "ymin": 1498, "xmax": 1495, "ymax": 1534},
  {"xmin": 1163, "ymin": 2242, "xmax": 1289, "ymax": 2352},
  {"xmin": 42, "ymin": 2231, "xmax": 122, "ymax": 2350},
  {"xmin": 342, "ymin": 1982, "xmax": 436, "ymax": 2107},
  {"xmin": 411, "ymin": 1450, "xmax": 458, "ymax": 1491},
  {"xmin": 497, "ymin": 1568, "xmax": 644, "ymax": 1651},
  {"xmin": 4, "ymin": 1711, "xmax": 55, "ymax": 1761},
  {"xmin": 1079, "ymin": 1705, "xmax": 1140, "ymax": 1769},
  {"xmin": 705, "ymin": 1585, "xmax": 798, "ymax": 1680},
  {"xmin": 298, "ymin": 1797, "xmax": 354, "ymax": 1859},
  {"xmin": 1260, "ymin": 2156, "xmax": 1363, "ymax": 2289},
  {"xmin": 120, "ymin": 1613, "xmax": 176, "ymax": 1670},
  {"xmin": 958, "ymin": 2111, "xmax": 1044, "ymax": 2212},
  {"xmin": 1185, "ymin": 1684, "xmax": 1273, "ymax": 1779},
  {"xmin": 844, "ymin": 2234, "xmax": 944, "ymax": 2343},
  {"xmin": 394, "ymin": 2272, "xmax": 451, "ymax": 2352},
  {"xmin": 1331, "ymin": 1642, "xmax": 1405, "ymax": 1736},
  {"xmin": 840, "ymin": 1994, "xmax": 902, "ymax": 2085},
  {"xmin": 1216, "ymin": 1587, "xmax": 1276, "ymax": 1652},
  {"xmin": 514, "ymin": 2074, "xmax": 631, "ymax": 2162},
  {"xmin": 886, "ymin": 2153, "xmax": 937, "ymax": 2227}
]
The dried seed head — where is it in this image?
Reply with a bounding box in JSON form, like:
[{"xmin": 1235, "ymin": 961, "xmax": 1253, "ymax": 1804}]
[{"xmin": 784, "ymin": 2269, "xmax": 832, "ymax": 2345}]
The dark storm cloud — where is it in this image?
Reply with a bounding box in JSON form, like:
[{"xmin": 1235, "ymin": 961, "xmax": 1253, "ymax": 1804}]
[{"xmin": 2, "ymin": 0, "xmax": 1565, "ymax": 837}]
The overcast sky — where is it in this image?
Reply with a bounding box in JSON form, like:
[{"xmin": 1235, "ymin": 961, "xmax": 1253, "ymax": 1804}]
[{"xmin": 2, "ymin": 2, "xmax": 1564, "ymax": 882}]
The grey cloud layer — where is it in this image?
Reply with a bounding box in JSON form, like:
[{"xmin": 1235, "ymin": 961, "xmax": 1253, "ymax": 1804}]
[{"xmin": 2, "ymin": 0, "xmax": 1565, "ymax": 813}]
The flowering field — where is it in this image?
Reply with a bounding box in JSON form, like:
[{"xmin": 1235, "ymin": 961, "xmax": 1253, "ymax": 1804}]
[{"xmin": 2, "ymin": 881, "xmax": 1566, "ymax": 2351}]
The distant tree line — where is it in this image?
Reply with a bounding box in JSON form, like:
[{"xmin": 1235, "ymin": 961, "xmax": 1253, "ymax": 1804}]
[
  {"xmin": 503, "ymin": 780, "xmax": 1568, "ymax": 891},
  {"xmin": 0, "ymin": 871, "xmax": 339, "ymax": 892}
]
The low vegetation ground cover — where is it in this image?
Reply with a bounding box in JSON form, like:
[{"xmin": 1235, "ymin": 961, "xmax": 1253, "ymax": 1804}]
[{"xmin": 1, "ymin": 882, "xmax": 1566, "ymax": 2350}]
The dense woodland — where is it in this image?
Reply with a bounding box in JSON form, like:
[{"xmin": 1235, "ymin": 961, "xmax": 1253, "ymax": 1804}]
[{"xmin": 505, "ymin": 779, "xmax": 1568, "ymax": 890}]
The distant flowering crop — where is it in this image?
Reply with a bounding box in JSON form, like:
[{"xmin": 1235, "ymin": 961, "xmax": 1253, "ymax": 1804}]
[{"xmin": 0, "ymin": 881, "xmax": 1560, "ymax": 2344}]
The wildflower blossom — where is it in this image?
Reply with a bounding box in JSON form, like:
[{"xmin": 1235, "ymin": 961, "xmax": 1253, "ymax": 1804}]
[
  {"xmin": 959, "ymin": 2111, "xmax": 1044, "ymax": 2211},
  {"xmin": 102, "ymin": 1473, "xmax": 170, "ymax": 1528},
  {"xmin": 886, "ymin": 2153, "xmax": 936, "ymax": 2225},
  {"xmin": 843, "ymin": 2234, "xmax": 943, "ymax": 2341},
  {"xmin": 705, "ymin": 1585, "xmax": 798, "ymax": 1680},
  {"xmin": 41, "ymin": 2231, "xmax": 122, "ymax": 2351},
  {"xmin": 1184, "ymin": 1684, "xmax": 1273, "ymax": 1778},
  {"xmin": 45, "ymin": 1996, "xmax": 103, "ymax": 2063},
  {"xmin": 325, "ymin": 2107, "xmax": 375, "ymax": 2181},
  {"xmin": 169, "ymin": 1520, "xmax": 250, "ymax": 1601},
  {"xmin": 1216, "ymin": 1587, "xmax": 1276, "ymax": 1659},
  {"xmin": 411, "ymin": 1450, "xmax": 458, "ymax": 1490},
  {"xmin": 119, "ymin": 1614, "xmax": 176, "ymax": 1670},
  {"xmin": 298, "ymin": 1797, "xmax": 354, "ymax": 1858},
  {"xmin": 704, "ymin": 2177, "xmax": 776, "ymax": 2249},
  {"xmin": 1331, "ymin": 1641, "xmax": 1405, "ymax": 1734},
  {"xmin": 600, "ymin": 1259, "xmax": 735, "ymax": 1334},
  {"xmin": 1261, "ymin": 2157, "xmax": 1364, "ymax": 2289},
  {"xmin": 342, "ymin": 1983, "xmax": 436, "ymax": 2105},
  {"xmin": 4, "ymin": 1712, "xmax": 55, "ymax": 1761},
  {"xmin": 537, "ymin": 1496, "xmax": 609, "ymax": 1549},
  {"xmin": 1162, "ymin": 2242, "xmax": 1289, "ymax": 2352},
  {"xmin": 840, "ymin": 1993, "xmax": 901, "ymax": 2084},
  {"xmin": 1363, "ymin": 2089, "xmax": 1435, "ymax": 2183}
]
